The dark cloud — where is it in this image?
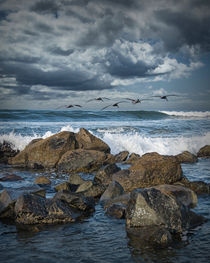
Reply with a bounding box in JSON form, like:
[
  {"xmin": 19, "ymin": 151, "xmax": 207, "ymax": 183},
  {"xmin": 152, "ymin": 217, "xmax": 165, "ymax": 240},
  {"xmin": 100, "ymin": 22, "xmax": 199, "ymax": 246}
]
[
  {"xmin": 31, "ymin": 0, "xmax": 60, "ymax": 17},
  {"xmin": 48, "ymin": 46, "xmax": 74, "ymax": 56}
]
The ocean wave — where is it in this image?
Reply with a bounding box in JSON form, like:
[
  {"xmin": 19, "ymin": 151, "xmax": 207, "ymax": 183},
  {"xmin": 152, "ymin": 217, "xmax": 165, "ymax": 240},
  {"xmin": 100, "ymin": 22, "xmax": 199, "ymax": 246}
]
[{"xmin": 160, "ymin": 111, "xmax": 210, "ymax": 118}]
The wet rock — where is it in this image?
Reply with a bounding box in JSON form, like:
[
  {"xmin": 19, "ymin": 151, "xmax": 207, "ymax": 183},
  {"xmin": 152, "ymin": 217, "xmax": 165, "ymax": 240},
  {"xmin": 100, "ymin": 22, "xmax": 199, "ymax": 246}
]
[
  {"xmin": 0, "ymin": 183, "xmax": 3, "ymax": 190},
  {"xmin": 34, "ymin": 176, "xmax": 51, "ymax": 185},
  {"xmin": 69, "ymin": 174, "xmax": 86, "ymax": 185},
  {"xmin": 53, "ymin": 190, "xmax": 95, "ymax": 213},
  {"xmin": 125, "ymin": 153, "xmax": 140, "ymax": 164},
  {"xmin": 114, "ymin": 151, "xmax": 129, "ymax": 162},
  {"xmin": 105, "ymin": 203, "xmax": 127, "ymax": 219},
  {"xmin": 113, "ymin": 152, "xmax": 182, "ymax": 192},
  {"xmin": 175, "ymin": 177, "xmax": 210, "ymax": 195},
  {"xmin": 76, "ymin": 181, "xmax": 93, "ymax": 193},
  {"xmin": 154, "ymin": 184, "xmax": 197, "ymax": 208},
  {"xmin": 57, "ymin": 149, "xmax": 107, "ymax": 173},
  {"xmin": 126, "ymin": 187, "xmax": 184, "ymax": 233},
  {"xmin": 0, "ymin": 141, "xmax": 19, "ymax": 164},
  {"xmin": 197, "ymin": 145, "xmax": 210, "ymax": 158},
  {"xmin": 175, "ymin": 151, "xmax": 198, "ymax": 163},
  {"xmin": 0, "ymin": 174, "xmax": 23, "ymax": 182},
  {"xmin": 94, "ymin": 163, "xmax": 121, "ymax": 186},
  {"xmin": 75, "ymin": 128, "xmax": 110, "ymax": 153},
  {"xmin": 0, "ymin": 186, "xmax": 45, "ymax": 219},
  {"xmin": 8, "ymin": 131, "xmax": 77, "ymax": 169},
  {"xmin": 104, "ymin": 193, "xmax": 131, "ymax": 210},
  {"xmin": 100, "ymin": 181, "xmax": 124, "ymax": 204},
  {"xmin": 54, "ymin": 182, "xmax": 78, "ymax": 192},
  {"xmin": 82, "ymin": 183, "xmax": 105, "ymax": 199}
]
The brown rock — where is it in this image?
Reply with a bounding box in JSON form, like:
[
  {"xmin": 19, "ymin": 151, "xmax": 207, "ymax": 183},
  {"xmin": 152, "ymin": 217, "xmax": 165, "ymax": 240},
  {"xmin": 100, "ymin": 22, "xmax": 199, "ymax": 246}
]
[
  {"xmin": 8, "ymin": 131, "xmax": 77, "ymax": 169},
  {"xmin": 75, "ymin": 128, "xmax": 110, "ymax": 153},
  {"xmin": 57, "ymin": 149, "xmax": 107, "ymax": 173},
  {"xmin": 76, "ymin": 181, "xmax": 93, "ymax": 193},
  {"xmin": 100, "ymin": 181, "xmax": 124, "ymax": 204},
  {"xmin": 34, "ymin": 176, "xmax": 51, "ymax": 185},
  {"xmin": 114, "ymin": 151, "xmax": 129, "ymax": 162},
  {"xmin": 175, "ymin": 151, "xmax": 198, "ymax": 163},
  {"xmin": 94, "ymin": 163, "xmax": 121, "ymax": 186},
  {"xmin": 0, "ymin": 141, "xmax": 19, "ymax": 164},
  {"xmin": 105, "ymin": 203, "xmax": 127, "ymax": 219},
  {"xmin": 125, "ymin": 153, "xmax": 140, "ymax": 164},
  {"xmin": 69, "ymin": 174, "xmax": 86, "ymax": 185},
  {"xmin": 54, "ymin": 182, "xmax": 78, "ymax": 192},
  {"xmin": 175, "ymin": 177, "xmax": 210, "ymax": 195},
  {"xmin": 197, "ymin": 145, "xmax": 210, "ymax": 158}
]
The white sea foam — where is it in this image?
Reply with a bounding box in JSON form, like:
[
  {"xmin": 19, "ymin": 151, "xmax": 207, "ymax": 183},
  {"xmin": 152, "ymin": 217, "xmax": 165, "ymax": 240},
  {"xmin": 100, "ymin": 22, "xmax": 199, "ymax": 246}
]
[
  {"xmin": 160, "ymin": 111, "xmax": 210, "ymax": 118},
  {"xmin": 101, "ymin": 131, "xmax": 210, "ymax": 156}
]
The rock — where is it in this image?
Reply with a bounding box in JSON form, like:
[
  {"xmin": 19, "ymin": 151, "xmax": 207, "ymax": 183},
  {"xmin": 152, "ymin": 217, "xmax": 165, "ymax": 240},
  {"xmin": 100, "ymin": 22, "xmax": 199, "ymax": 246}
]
[
  {"xmin": 54, "ymin": 182, "xmax": 78, "ymax": 192},
  {"xmin": 104, "ymin": 193, "xmax": 131, "ymax": 210},
  {"xmin": 114, "ymin": 151, "xmax": 129, "ymax": 162},
  {"xmin": 8, "ymin": 131, "xmax": 77, "ymax": 169},
  {"xmin": 82, "ymin": 183, "xmax": 105, "ymax": 199},
  {"xmin": 127, "ymin": 226, "xmax": 172, "ymax": 248},
  {"xmin": 0, "ymin": 141, "xmax": 19, "ymax": 164},
  {"xmin": 57, "ymin": 149, "xmax": 107, "ymax": 173},
  {"xmin": 75, "ymin": 128, "xmax": 110, "ymax": 153},
  {"xmin": 0, "ymin": 186, "xmax": 45, "ymax": 218},
  {"xmin": 53, "ymin": 190, "xmax": 95, "ymax": 213},
  {"xmin": 197, "ymin": 145, "xmax": 210, "ymax": 158},
  {"xmin": 100, "ymin": 181, "xmax": 124, "ymax": 204},
  {"xmin": 113, "ymin": 152, "xmax": 182, "ymax": 192},
  {"xmin": 0, "ymin": 183, "xmax": 3, "ymax": 190},
  {"xmin": 69, "ymin": 174, "xmax": 86, "ymax": 185},
  {"xmin": 76, "ymin": 181, "xmax": 93, "ymax": 193},
  {"xmin": 175, "ymin": 177, "xmax": 210, "ymax": 195},
  {"xmin": 0, "ymin": 174, "xmax": 23, "ymax": 181},
  {"xmin": 94, "ymin": 163, "xmax": 121, "ymax": 186},
  {"xmin": 175, "ymin": 151, "xmax": 198, "ymax": 163},
  {"xmin": 125, "ymin": 153, "xmax": 140, "ymax": 164},
  {"xmin": 34, "ymin": 176, "xmax": 51, "ymax": 185},
  {"xmin": 154, "ymin": 184, "xmax": 197, "ymax": 208},
  {"xmin": 105, "ymin": 203, "xmax": 127, "ymax": 219},
  {"xmin": 126, "ymin": 187, "xmax": 186, "ymax": 233}
]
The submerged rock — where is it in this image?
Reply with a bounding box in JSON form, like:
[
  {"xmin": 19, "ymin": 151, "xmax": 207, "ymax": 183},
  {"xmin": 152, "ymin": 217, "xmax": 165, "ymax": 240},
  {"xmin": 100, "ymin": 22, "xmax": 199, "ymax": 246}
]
[
  {"xmin": 197, "ymin": 145, "xmax": 210, "ymax": 158},
  {"xmin": 0, "ymin": 174, "xmax": 23, "ymax": 182}
]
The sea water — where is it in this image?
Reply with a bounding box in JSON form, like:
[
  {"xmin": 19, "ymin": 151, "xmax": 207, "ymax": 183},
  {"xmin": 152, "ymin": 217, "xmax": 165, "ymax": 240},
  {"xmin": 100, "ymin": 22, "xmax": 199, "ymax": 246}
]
[{"xmin": 0, "ymin": 110, "xmax": 210, "ymax": 262}]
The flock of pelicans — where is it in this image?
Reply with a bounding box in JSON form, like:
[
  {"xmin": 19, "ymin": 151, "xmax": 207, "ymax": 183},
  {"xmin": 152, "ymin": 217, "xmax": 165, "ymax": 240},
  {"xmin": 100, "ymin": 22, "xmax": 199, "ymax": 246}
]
[{"xmin": 57, "ymin": 95, "xmax": 178, "ymax": 110}]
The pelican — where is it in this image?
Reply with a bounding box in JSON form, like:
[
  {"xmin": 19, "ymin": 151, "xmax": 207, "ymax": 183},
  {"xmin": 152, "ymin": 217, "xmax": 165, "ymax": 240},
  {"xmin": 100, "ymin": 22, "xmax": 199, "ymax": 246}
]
[
  {"xmin": 101, "ymin": 101, "xmax": 126, "ymax": 110},
  {"xmin": 152, "ymin": 95, "xmax": 178, "ymax": 101},
  {"xmin": 125, "ymin": 98, "xmax": 152, "ymax": 104},
  {"xmin": 86, "ymin": 97, "xmax": 110, "ymax": 102},
  {"xmin": 56, "ymin": 104, "xmax": 82, "ymax": 109}
]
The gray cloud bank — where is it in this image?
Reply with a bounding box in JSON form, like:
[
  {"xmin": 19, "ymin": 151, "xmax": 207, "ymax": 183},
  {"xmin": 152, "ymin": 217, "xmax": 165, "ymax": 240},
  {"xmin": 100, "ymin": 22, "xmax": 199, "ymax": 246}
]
[{"xmin": 0, "ymin": 0, "xmax": 209, "ymax": 102}]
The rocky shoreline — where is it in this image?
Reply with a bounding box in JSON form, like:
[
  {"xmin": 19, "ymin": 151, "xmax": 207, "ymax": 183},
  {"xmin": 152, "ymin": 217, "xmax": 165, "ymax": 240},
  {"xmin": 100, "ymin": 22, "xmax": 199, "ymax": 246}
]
[{"xmin": 0, "ymin": 128, "xmax": 210, "ymax": 248}]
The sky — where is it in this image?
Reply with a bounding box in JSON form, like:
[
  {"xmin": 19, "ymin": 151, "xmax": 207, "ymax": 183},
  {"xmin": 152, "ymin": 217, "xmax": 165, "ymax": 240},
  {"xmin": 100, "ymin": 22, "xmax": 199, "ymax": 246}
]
[{"xmin": 0, "ymin": 0, "xmax": 210, "ymax": 111}]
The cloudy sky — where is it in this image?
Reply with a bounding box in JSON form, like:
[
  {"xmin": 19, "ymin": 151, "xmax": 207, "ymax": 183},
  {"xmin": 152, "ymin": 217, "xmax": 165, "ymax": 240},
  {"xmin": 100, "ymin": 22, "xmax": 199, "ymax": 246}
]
[{"xmin": 0, "ymin": 0, "xmax": 210, "ymax": 111}]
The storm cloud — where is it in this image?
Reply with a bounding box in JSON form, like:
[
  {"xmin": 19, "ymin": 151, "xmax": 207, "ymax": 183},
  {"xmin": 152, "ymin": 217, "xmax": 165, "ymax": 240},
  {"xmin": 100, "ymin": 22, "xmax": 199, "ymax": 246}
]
[{"xmin": 0, "ymin": 0, "xmax": 209, "ymax": 105}]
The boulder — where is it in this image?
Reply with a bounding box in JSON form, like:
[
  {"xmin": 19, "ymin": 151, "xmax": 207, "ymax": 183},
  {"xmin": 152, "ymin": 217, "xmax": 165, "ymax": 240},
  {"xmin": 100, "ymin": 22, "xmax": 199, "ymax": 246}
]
[
  {"xmin": 125, "ymin": 153, "xmax": 141, "ymax": 164},
  {"xmin": 0, "ymin": 186, "xmax": 45, "ymax": 218},
  {"xmin": 57, "ymin": 149, "xmax": 107, "ymax": 173},
  {"xmin": 75, "ymin": 128, "xmax": 110, "ymax": 153},
  {"xmin": 154, "ymin": 184, "xmax": 197, "ymax": 208},
  {"xmin": 82, "ymin": 183, "xmax": 105, "ymax": 199},
  {"xmin": 8, "ymin": 131, "xmax": 77, "ymax": 169},
  {"xmin": 175, "ymin": 151, "xmax": 198, "ymax": 163},
  {"xmin": 34, "ymin": 176, "xmax": 51, "ymax": 185},
  {"xmin": 104, "ymin": 193, "xmax": 131, "ymax": 210},
  {"xmin": 76, "ymin": 181, "xmax": 93, "ymax": 193},
  {"xmin": 197, "ymin": 145, "xmax": 210, "ymax": 158},
  {"xmin": 94, "ymin": 163, "xmax": 121, "ymax": 186},
  {"xmin": 113, "ymin": 152, "xmax": 182, "ymax": 192},
  {"xmin": 100, "ymin": 181, "xmax": 124, "ymax": 204},
  {"xmin": 105, "ymin": 203, "xmax": 127, "ymax": 219},
  {"xmin": 114, "ymin": 151, "xmax": 129, "ymax": 162},
  {"xmin": 0, "ymin": 141, "xmax": 19, "ymax": 164},
  {"xmin": 0, "ymin": 174, "xmax": 23, "ymax": 182},
  {"xmin": 175, "ymin": 177, "xmax": 210, "ymax": 195},
  {"xmin": 69, "ymin": 174, "xmax": 86, "ymax": 185},
  {"xmin": 54, "ymin": 182, "xmax": 78, "ymax": 192}
]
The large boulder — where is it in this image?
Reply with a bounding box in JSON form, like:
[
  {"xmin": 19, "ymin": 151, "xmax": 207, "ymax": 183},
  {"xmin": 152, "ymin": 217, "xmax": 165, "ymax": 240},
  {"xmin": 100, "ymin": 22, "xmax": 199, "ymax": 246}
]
[
  {"xmin": 94, "ymin": 163, "xmax": 121, "ymax": 186},
  {"xmin": 175, "ymin": 151, "xmax": 198, "ymax": 163},
  {"xmin": 197, "ymin": 145, "xmax": 210, "ymax": 158},
  {"xmin": 100, "ymin": 181, "xmax": 124, "ymax": 204},
  {"xmin": 75, "ymin": 128, "xmax": 110, "ymax": 153},
  {"xmin": 57, "ymin": 149, "xmax": 107, "ymax": 173},
  {"xmin": 113, "ymin": 152, "xmax": 182, "ymax": 192},
  {"xmin": 175, "ymin": 177, "xmax": 210, "ymax": 195},
  {"xmin": 0, "ymin": 141, "xmax": 19, "ymax": 164},
  {"xmin": 8, "ymin": 131, "xmax": 77, "ymax": 169}
]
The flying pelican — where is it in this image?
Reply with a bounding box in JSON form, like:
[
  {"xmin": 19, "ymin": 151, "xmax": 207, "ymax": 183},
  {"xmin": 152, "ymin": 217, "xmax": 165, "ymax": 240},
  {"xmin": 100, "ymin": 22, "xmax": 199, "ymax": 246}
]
[
  {"xmin": 101, "ymin": 101, "xmax": 127, "ymax": 110},
  {"xmin": 125, "ymin": 98, "xmax": 152, "ymax": 104},
  {"xmin": 86, "ymin": 97, "xmax": 110, "ymax": 102},
  {"xmin": 152, "ymin": 95, "xmax": 178, "ymax": 101},
  {"xmin": 56, "ymin": 104, "xmax": 82, "ymax": 109}
]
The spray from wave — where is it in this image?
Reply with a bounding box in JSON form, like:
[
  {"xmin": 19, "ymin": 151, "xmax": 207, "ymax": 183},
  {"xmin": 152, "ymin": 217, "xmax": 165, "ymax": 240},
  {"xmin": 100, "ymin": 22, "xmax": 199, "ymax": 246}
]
[{"xmin": 160, "ymin": 111, "xmax": 210, "ymax": 118}]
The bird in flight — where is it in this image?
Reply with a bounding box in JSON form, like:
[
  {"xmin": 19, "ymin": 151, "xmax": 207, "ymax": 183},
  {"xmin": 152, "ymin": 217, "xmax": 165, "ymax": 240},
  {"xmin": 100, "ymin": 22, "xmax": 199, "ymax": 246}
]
[
  {"xmin": 86, "ymin": 97, "xmax": 110, "ymax": 102},
  {"xmin": 56, "ymin": 104, "xmax": 82, "ymax": 109},
  {"xmin": 125, "ymin": 98, "xmax": 152, "ymax": 104},
  {"xmin": 152, "ymin": 95, "xmax": 178, "ymax": 101},
  {"xmin": 101, "ymin": 101, "xmax": 127, "ymax": 110}
]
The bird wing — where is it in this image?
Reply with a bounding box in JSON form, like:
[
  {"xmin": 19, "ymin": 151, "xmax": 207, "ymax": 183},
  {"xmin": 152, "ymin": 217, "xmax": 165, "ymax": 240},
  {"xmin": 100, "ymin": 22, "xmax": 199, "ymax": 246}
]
[
  {"xmin": 75, "ymin": 104, "xmax": 82, "ymax": 107},
  {"xmin": 125, "ymin": 98, "xmax": 134, "ymax": 101},
  {"xmin": 86, "ymin": 99, "xmax": 94, "ymax": 102},
  {"xmin": 101, "ymin": 104, "xmax": 112, "ymax": 110},
  {"xmin": 152, "ymin": 96, "xmax": 161, "ymax": 98},
  {"xmin": 101, "ymin": 97, "xmax": 110, "ymax": 100},
  {"xmin": 166, "ymin": 94, "xmax": 178, "ymax": 97}
]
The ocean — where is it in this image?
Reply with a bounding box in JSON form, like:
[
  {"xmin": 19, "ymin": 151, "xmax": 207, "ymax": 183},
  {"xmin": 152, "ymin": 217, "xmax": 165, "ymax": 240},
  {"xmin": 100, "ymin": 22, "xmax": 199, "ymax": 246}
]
[{"xmin": 0, "ymin": 109, "xmax": 210, "ymax": 262}]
